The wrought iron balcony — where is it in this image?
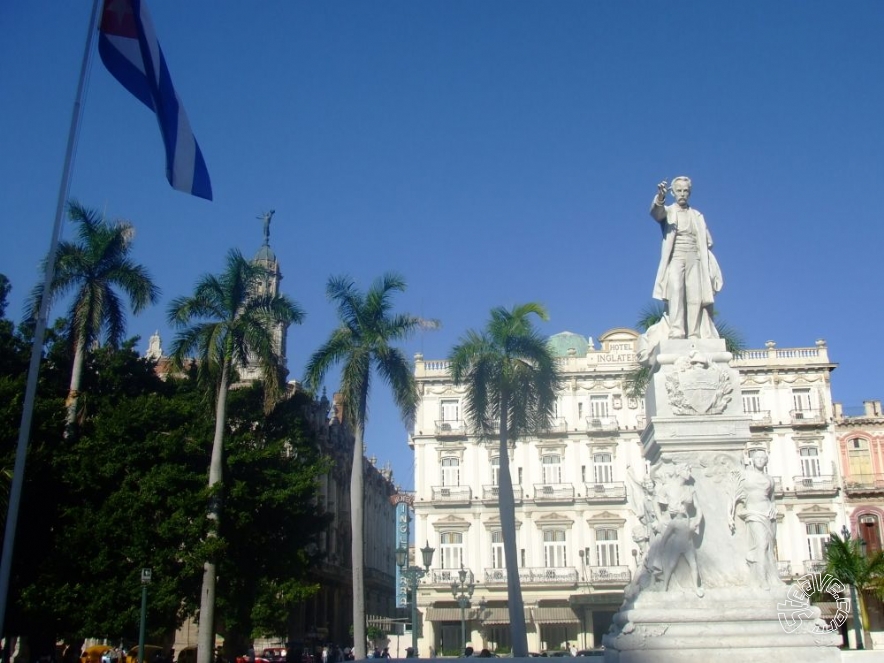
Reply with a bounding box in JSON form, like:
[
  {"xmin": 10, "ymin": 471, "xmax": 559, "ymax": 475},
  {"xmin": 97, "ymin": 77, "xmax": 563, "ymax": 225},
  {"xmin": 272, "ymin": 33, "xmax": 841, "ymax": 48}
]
[
  {"xmin": 532, "ymin": 483, "xmax": 575, "ymax": 502},
  {"xmin": 791, "ymin": 475, "xmax": 837, "ymax": 495},
  {"xmin": 772, "ymin": 476, "xmax": 784, "ymax": 497},
  {"xmin": 430, "ymin": 568, "xmax": 475, "ymax": 585},
  {"xmin": 844, "ymin": 474, "xmax": 884, "ymax": 494},
  {"xmin": 481, "ymin": 484, "xmax": 523, "ymax": 503},
  {"xmin": 582, "ymin": 481, "xmax": 627, "ymax": 503},
  {"xmin": 431, "ymin": 485, "xmax": 472, "ymax": 503},
  {"xmin": 777, "ymin": 560, "xmax": 793, "ymax": 579},
  {"xmin": 587, "ymin": 565, "xmax": 631, "ymax": 585},
  {"xmin": 539, "ymin": 417, "xmax": 569, "ymax": 435},
  {"xmin": 435, "ymin": 420, "xmax": 467, "ymax": 437},
  {"xmin": 803, "ymin": 559, "xmax": 827, "ymax": 575},
  {"xmin": 484, "ymin": 567, "xmax": 578, "ymax": 585},
  {"xmin": 585, "ymin": 416, "xmax": 619, "ymax": 433},
  {"xmin": 790, "ymin": 409, "xmax": 825, "ymax": 426},
  {"xmin": 745, "ymin": 410, "xmax": 772, "ymax": 426}
]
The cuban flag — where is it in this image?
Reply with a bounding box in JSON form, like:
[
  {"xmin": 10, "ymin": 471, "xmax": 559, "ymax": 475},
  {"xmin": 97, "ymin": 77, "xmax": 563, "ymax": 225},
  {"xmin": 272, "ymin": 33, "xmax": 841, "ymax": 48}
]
[{"xmin": 98, "ymin": 0, "xmax": 213, "ymax": 200}]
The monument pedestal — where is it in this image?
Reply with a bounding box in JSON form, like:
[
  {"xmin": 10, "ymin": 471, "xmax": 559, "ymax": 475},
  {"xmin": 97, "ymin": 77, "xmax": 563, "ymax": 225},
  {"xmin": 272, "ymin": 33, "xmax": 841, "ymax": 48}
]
[{"xmin": 603, "ymin": 339, "xmax": 841, "ymax": 662}]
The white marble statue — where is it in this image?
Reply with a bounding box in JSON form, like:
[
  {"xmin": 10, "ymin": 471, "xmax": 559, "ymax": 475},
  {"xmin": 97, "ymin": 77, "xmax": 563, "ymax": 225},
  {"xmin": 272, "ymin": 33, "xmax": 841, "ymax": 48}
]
[
  {"xmin": 649, "ymin": 176, "xmax": 723, "ymax": 340},
  {"xmin": 729, "ymin": 449, "xmax": 781, "ymax": 589}
]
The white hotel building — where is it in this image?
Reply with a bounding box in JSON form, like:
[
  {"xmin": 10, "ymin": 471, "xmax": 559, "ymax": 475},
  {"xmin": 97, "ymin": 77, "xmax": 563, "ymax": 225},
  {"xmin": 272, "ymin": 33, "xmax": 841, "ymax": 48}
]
[{"xmin": 407, "ymin": 329, "xmax": 884, "ymax": 654}]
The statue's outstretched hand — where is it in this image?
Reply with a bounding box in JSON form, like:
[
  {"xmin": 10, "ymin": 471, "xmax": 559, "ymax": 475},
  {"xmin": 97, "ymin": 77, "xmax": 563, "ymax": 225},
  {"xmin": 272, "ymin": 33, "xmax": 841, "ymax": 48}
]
[{"xmin": 656, "ymin": 181, "xmax": 668, "ymax": 203}]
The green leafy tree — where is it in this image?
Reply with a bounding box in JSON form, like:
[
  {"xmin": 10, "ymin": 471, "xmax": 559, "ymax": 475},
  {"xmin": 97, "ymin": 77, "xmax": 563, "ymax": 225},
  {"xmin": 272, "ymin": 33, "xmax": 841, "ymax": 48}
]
[
  {"xmin": 825, "ymin": 532, "xmax": 884, "ymax": 647},
  {"xmin": 26, "ymin": 202, "xmax": 159, "ymax": 439},
  {"xmin": 167, "ymin": 249, "xmax": 305, "ymax": 663},
  {"xmin": 304, "ymin": 274, "xmax": 426, "ymax": 660},
  {"xmin": 215, "ymin": 386, "xmax": 329, "ymax": 656},
  {"xmin": 623, "ymin": 302, "xmax": 746, "ymax": 399},
  {"xmin": 448, "ymin": 303, "xmax": 560, "ymax": 657}
]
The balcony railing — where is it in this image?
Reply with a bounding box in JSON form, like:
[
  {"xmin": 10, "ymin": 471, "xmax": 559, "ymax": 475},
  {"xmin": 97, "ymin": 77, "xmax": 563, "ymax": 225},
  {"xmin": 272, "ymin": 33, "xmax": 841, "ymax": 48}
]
[
  {"xmin": 745, "ymin": 410, "xmax": 772, "ymax": 426},
  {"xmin": 636, "ymin": 414, "xmax": 647, "ymax": 431},
  {"xmin": 430, "ymin": 568, "xmax": 475, "ymax": 585},
  {"xmin": 585, "ymin": 416, "xmax": 619, "ymax": 433},
  {"xmin": 435, "ymin": 420, "xmax": 467, "ymax": 436},
  {"xmin": 844, "ymin": 474, "xmax": 884, "ymax": 492},
  {"xmin": 431, "ymin": 485, "xmax": 472, "ymax": 503},
  {"xmin": 481, "ymin": 484, "xmax": 524, "ymax": 503},
  {"xmin": 792, "ymin": 475, "xmax": 837, "ymax": 494},
  {"xmin": 588, "ymin": 565, "xmax": 631, "ymax": 585},
  {"xmin": 540, "ymin": 418, "xmax": 569, "ymax": 435},
  {"xmin": 520, "ymin": 567, "xmax": 579, "ymax": 585},
  {"xmin": 790, "ymin": 409, "xmax": 825, "ymax": 426},
  {"xmin": 777, "ymin": 561, "xmax": 793, "ymax": 579},
  {"xmin": 803, "ymin": 559, "xmax": 827, "ymax": 575},
  {"xmin": 772, "ymin": 476, "xmax": 784, "ymax": 497},
  {"xmin": 532, "ymin": 483, "xmax": 575, "ymax": 502},
  {"xmin": 583, "ymin": 481, "xmax": 627, "ymax": 503}
]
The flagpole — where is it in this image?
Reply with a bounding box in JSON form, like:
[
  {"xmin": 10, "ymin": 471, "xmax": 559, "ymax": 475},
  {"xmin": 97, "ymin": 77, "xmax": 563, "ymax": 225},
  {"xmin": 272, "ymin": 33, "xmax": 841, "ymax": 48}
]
[{"xmin": 0, "ymin": 0, "xmax": 103, "ymax": 639}]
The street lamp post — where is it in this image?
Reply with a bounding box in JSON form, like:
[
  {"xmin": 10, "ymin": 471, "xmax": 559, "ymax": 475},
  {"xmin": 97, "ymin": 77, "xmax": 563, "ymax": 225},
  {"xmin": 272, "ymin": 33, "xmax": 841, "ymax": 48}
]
[
  {"xmin": 397, "ymin": 542, "xmax": 435, "ymax": 657},
  {"xmin": 138, "ymin": 568, "xmax": 152, "ymax": 663},
  {"xmin": 450, "ymin": 563, "xmax": 475, "ymax": 652},
  {"xmin": 841, "ymin": 525, "xmax": 865, "ymax": 650}
]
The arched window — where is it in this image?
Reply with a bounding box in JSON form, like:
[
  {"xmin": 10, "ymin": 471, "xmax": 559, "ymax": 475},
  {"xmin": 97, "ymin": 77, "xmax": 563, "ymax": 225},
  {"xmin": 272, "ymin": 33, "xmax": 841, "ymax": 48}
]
[
  {"xmin": 847, "ymin": 438, "xmax": 872, "ymax": 481},
  {"xmin": 542, "ymin": 454, "xmax": 562, "ymax": 484},
  {"xmin": 441, "ymin": 457, "xmax": 460, "ymax": 486},
  {"xmin": 543, "ymin": 529, "xmax": 567, "ymax": 567}
]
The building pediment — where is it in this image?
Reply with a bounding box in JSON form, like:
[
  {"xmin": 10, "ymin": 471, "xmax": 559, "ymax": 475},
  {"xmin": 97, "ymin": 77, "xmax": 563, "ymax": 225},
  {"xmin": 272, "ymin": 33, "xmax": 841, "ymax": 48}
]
[
  {"xmin": 586, "ymin": 510, "xmax": 627, "ymax": 526},
  {"xmin": 433, "ymin": 514, "xmax": 471, "ymax": 532},
  {"xmin": 796, "ymin": 505, "xmax": 837, "ymax": 523},
  {"xmin": 535, "ymin": 511, "xmax": 575, "ymax": 528},
  {"xmin": 483, "ymin": 515, "xmax": 522, "ymax": 530}
]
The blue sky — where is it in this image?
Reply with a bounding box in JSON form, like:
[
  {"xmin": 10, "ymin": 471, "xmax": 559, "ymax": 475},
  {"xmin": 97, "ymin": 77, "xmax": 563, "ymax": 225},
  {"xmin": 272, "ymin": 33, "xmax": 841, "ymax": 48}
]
[{"xmin": 1, "ymin": 2, "xmax": 882, "ymax": 491}]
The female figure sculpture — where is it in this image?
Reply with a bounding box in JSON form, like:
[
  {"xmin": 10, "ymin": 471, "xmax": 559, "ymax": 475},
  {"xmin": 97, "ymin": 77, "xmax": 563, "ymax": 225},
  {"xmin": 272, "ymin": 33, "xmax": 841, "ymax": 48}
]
[{"xmin": 729, "ymin": 449, "xmax": 780, "ymax": 589}]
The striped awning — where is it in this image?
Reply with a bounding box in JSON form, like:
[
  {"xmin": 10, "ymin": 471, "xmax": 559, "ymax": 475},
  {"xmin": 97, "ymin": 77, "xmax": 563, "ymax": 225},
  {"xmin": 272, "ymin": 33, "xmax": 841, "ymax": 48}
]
[
  {"xmin": 481, "ymin": 607, "xmax": 532, "ymax": 625},
  {"xmin": 425, "ymin": 607, "xmax": 467, "ymax": 621},
  {"xmin": 532, "ymin": 607, "xmax": 580, "ymax": 624}
]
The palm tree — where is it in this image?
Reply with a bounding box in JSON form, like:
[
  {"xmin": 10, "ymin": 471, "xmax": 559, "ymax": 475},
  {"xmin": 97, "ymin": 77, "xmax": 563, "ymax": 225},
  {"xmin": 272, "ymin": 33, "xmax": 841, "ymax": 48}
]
[
  {"xmin": 26, "ymin": 201, "xmax": 159, "ymax": 438},
  {"xmin": 825, "ymin": 532, "xmax": 884, "ymax": 649},
  {"xmin": 304, "ymin": 274, "xmax": 426, "ymax": 660},
  {"xmin": 448, "ymin": 303, "xmax": 560, "ymax": 657},
  {"xmin": 624, "ymin": 302, "xmax": 746, "ymax": 399},
  {"xmin": 168, "ymin": 249, "xmax": 305, "ymax": 663}
]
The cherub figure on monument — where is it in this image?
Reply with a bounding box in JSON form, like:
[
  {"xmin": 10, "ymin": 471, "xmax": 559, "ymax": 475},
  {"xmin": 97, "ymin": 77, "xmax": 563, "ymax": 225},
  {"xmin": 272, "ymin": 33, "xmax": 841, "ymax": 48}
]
[{"xmin": 648, "ymin": 176, "xmax": 723, "ymax": 341}]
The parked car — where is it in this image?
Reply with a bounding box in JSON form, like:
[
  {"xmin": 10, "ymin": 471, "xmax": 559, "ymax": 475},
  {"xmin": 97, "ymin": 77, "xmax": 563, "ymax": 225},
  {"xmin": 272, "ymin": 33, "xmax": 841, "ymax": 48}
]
[
  {"xmin": 540, "ymin": 652, "xmax": 572, "ymax": 657},
  {"xmin": 574, "ymin": 650, "xmax": 604, "ymax": 658},
  {"xmin": 261, "ymin": 650, "xmax": 286, "ymax": 663}
]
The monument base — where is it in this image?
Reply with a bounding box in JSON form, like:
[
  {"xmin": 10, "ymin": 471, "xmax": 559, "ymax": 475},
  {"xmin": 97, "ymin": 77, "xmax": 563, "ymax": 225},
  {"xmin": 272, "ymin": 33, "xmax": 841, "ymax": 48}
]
[{"xmin": 602, "ymin": 587, "xmax": 841, "ymax": 662}]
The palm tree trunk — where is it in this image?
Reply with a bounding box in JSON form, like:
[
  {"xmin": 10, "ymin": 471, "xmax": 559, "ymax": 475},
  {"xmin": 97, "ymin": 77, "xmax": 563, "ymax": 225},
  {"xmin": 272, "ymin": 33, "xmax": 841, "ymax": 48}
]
[
  {"xmin": 498, "ymin": 395, "xmax": 528, "ymax": 656},
  {"xmin": 351, "ymin": 418, "xmax": 367, "ymax": 660},
  {"xmin": 63, "ymin": 337, "xmax": 87, "ymax": 439},
  {"xmin": 197, "ymin": 360, "xmax": 230, "ymax": 663}
]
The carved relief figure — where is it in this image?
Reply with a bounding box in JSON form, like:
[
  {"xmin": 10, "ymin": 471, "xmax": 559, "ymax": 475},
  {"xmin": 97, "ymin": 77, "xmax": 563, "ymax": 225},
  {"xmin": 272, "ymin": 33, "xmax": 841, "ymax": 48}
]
[
  {"xmin": 649, "ymin": 177, "xmax": 723, "ymax": 340},
  {"xmin": 626, "ymin": 465, "xmax": 659, "ymax": 566},
  {"xmin": 729, "ymin": 449, "xmax": 780, "ymax": 589},
  {"xmin": 654, "ymin": 463, "xmax": 704, "ymax": 597}
]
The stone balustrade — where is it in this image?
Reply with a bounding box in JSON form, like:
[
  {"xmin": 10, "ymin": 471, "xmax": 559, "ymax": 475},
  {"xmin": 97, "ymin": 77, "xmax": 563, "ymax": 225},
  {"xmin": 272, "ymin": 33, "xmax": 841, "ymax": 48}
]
[{"xmin": 532, "ymin": 483, "xmax": 575, "ymax": 502}]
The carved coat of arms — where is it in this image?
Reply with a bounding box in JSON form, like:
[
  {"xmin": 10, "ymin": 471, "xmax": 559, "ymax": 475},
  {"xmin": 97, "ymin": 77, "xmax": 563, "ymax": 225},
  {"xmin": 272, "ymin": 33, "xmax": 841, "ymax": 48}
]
[{"xmin": 665, "ymin": 352, "xmax": 733, "ymax": 415}]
